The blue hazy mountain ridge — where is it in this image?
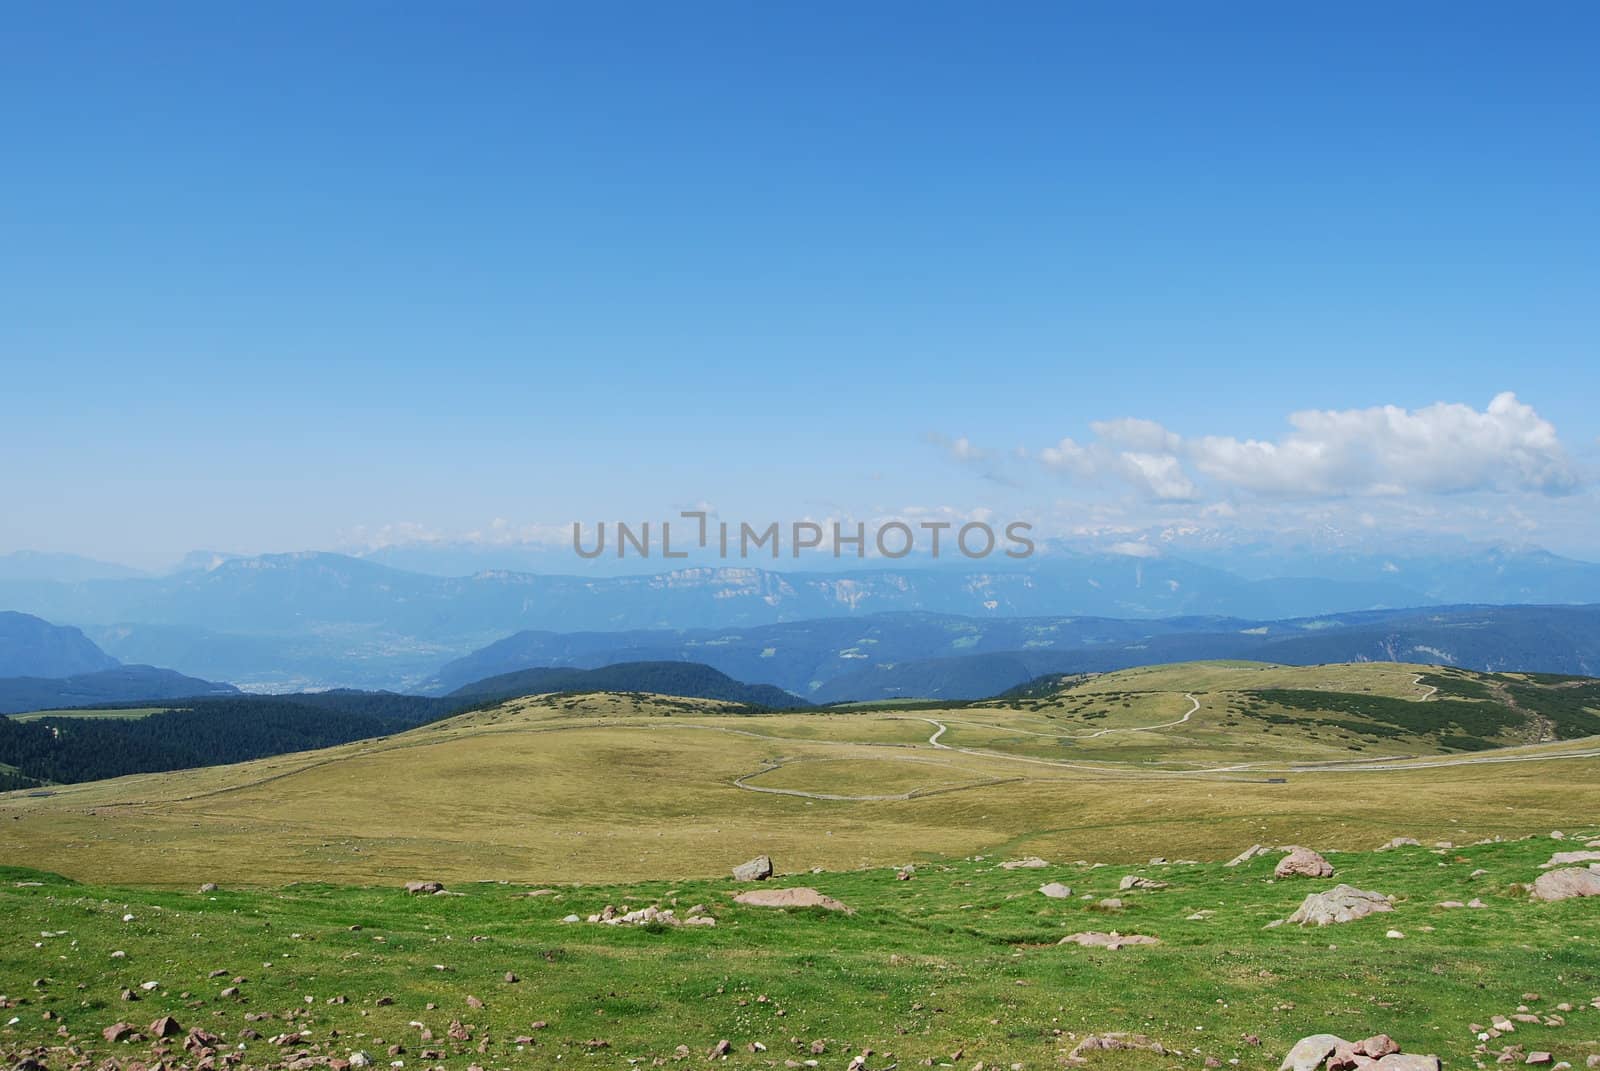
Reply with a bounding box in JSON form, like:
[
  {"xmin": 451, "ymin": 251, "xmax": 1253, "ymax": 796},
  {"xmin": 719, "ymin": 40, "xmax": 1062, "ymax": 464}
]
[
  {"xmin": 3, "ymin": 546, "xmax": 1600, "ymax": 690},
  {"xmin": 0, "ymin": 551, "xmax": 147, "ymax": 583},
  {"xmin": 0, "ymin": 549, "xmax": 1433, "ymax": 632},
  {"xmin": 0, "ymin": 665, "xmax": 240, "ymax": 715},
  {"xmin": 430, "ymin": 604, "xmax": 1600, "ymax": 702},
  {"xmin": 0, "ymin": 611, "xmax": 120, "ymax": 678}
]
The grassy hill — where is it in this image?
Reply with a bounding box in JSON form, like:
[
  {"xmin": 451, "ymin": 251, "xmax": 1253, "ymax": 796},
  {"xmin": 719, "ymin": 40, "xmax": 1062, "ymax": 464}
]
[
  {"xmin": 3, "ymin": 660, "xmax": 1598, "ymax": 887},
  {"xmin": 447, "ymin": 660, "xmax": 805, "ymax": 709}
]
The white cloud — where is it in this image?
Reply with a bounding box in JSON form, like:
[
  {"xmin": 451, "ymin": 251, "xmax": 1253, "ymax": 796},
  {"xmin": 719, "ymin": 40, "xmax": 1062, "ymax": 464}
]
[
  {"xmin": 1190, "ymin": 393, "xmax": 1578, "ymax": 497},
  {"xmin": 1031, "ymin": 393, "xmax": 1579, "ymax": 503},
  {"xmin": 1038, "ymin": 437, "xmax": 1200, "ymax": 501}
]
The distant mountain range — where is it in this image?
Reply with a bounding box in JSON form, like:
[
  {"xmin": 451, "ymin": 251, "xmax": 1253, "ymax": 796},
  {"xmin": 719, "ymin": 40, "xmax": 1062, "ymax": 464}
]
[
  {"xmin": 0, "ymin": 611, "xmax": 238, "ymax": 714},
  {"xmin": 3, "ymin": 543, "xmax": 1600, "ymax": 691},
  {"xmin": 0, "ymin": 666, "xmax": 240, "ymax": 715},
  {"xmin": 428, "ymin": 604, "xmax": 1600, "ymax": 702},
  {"xmin": 0, "ymin": 611, "xmax": 120, "ymax": 677}
]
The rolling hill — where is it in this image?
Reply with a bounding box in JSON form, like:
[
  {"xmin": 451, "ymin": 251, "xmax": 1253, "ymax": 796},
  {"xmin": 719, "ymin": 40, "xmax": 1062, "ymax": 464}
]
[
  {"xmin": 5, "ymin": 659, "xmax": 1597, "ymax": 887},
  {"xmin": 447, "ymin": 660, "xmax": 805, "ymax": 707}
]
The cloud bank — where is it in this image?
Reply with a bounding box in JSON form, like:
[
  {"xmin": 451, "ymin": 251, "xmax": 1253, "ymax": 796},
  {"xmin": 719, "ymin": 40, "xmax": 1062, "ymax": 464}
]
[{"xmin": 1035, "ymin": 393, "xmax": 1579, "ymax": 501}]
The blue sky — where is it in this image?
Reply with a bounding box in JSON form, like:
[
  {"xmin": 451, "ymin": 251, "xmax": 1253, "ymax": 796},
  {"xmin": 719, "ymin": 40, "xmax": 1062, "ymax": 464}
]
[{"xmin": 3, "ymin": 2, "xmax": 1598, "ymax": 566}]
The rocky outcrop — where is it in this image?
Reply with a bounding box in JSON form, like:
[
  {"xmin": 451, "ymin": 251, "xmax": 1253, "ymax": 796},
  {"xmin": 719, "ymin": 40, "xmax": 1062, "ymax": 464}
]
[
  {"xmin": 1059, "ymin": 931, "xmax": 1161, "ymax": 949},
  {"xmin": 1066, "ymin": 1033, "xmax": 1167, "ymax": 1064},
  {"xmin": 1530, "ymin": 867, "xmax": 1600, "ymax": 902},
  {"xmin": 584, "ymin": 904, "xmax": 715, "ymax": 927},
  {"xmin": 1000, "ymin": 856, "xmax": 1049, "ymax": 869},
  {"xmin": 1280, "ymin": 1034, "xmax": 1437, "ymax": 1071},
  {"xmin": 733, "ymin": 886, "xmax": 851, "ymax": 912},
  {"xmin": 1543, "ymin": 850, "xmax": 1600, "ymax": 868},
  {"xmin": 1284, "ymin": 884, "xmax": 1394, "ymax": 926},
  {"xmin": 1118, "ymin": 875, "xmax": 1168, "ymax": 891}
]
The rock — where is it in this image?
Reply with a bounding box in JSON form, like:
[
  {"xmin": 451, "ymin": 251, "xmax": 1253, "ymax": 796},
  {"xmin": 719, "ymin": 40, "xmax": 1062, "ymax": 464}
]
[
  {"xmin": 504, "ymin": 972, "xmax": 519, "ymax": 983},
  {"xmin": 103, "ymin": 1023, "xmax": 135, "ymax": 1043},
  {"xmin": 348, "ymin": 1053, "xmax": 372, "ymax": 1069},
  {"xmin": 1543, "ymin": 851, "xmax": 1600, "ymax": 867},
  {"xmin": 1066, "ymin": 1033, "xmax": 1166, "ymax": 1063},
  {"xmin": 1378, "ymin": 837, "xmax": 1421, "ymax": 850},
  {"xmin": 1225, "ymin": 844, "xmax": 1271, "ymax": 867},
  {"xmin": 1358, "ymin": 1036, "xmax": 1400, "ymax": 1058},
  {"xmin": 1372, "ymin": 1056, "xmax": 1440, "ymax": 1071},
  {"xmin": 731, "ymin": 855, "xmax": 775, "ymax": 882},
  {"xmin": 149, "ymin": 1015, "xmax": 183, "ymax": 1038},
  {"xmin": 1275, "ymin": 848, "xmax": 1335, "ymax": 878},
  {"xmin": 1285, "ymin": 885, "xmax": 1394, "ymax": 926},
  {"xmin": 1386, "ymin": 929, "xmax": 1406, "ymax": 939},
  {"xmin": 1000, "ymin": 857, "xmax": 1049, "ymax": 869},
  {"xmin": 733, "ymin": 887, "xmax": 851, "ymax": 912},
  {"xmin": 404, "ymin": 881, "xmax": 444, "ymax": 895},
  {"xmin": 1038, "ymin": 882, "xmax": 1073, "ymax": 899},
  {"xmin": 198, "ymin": 882, "xmax": 218, "ymax": 893},
  {"xmin": 1468, "ymin": 898, "xmax": 1487, "ymax": 908},
  {"xmin": 1438, "ymin": 901, "xmax": 1466, "ymax": 909},
  {"xmin": 1118, "ymin": 875, "xmax": 1168, "ymax": 891},
  {"xmin": 1059, "ymin": 931, "xmax": 1161, "ymax": 949},
  {"xmin": 1279, "ymin": 1034, "xmax": 1345, "ymax": 1071},
  {"xmin": 1098, "ymin": 898, "xmax": 1125, "ymax": 910},
  {"xmin": 1527, "ymin": 1055, "xmax": 1552, "ymax": 1066},
  {"xmin": 1530, "ymin": 868, "xmax": 1600, "ymax": 902},
  {"xmin": 709, "ymin": 1039, "xmax": 731, "ymax": 1057}
]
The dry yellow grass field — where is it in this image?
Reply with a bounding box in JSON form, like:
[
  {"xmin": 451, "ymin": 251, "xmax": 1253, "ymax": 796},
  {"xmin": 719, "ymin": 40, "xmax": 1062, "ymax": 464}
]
[{"xmin": 4, "ymin": 661, "xmax": 1597, "ymax": 887}]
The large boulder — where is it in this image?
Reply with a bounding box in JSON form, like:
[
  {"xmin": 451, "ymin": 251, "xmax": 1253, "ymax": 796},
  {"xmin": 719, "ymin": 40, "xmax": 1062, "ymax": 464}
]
[
  {"xmin": 732, "ymin": 855, "xmax": 774, "ymax": 882},
  {"xmin": 732, "ymin": 886, "xmax": 851, "ymax": 912},
  {"xmin": 404, "ymin": 880, "xmax": 444, "ymax": 895},
  {"xmin": 1285, "ymin": 884, "xmax": 1394, "ymax": 926},
  {"xmin": 1530, "ymin": 867, "xmax": 1600, "ymax": 902},
  {"xmin": 1371, "ymin": 1056, "xmax": 1440, "ymax": 1071},
  {"xmin": 1275, "ymin": 848, "xmax": 1334, "ymax": 878},
  {"xmin": 1278, "ymin": 1034, "xmax": 1345, "ymax": 1071},
  {"xmin": 1038, "ymin": 882, "xmax": 1074, "ymax": 899}
]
